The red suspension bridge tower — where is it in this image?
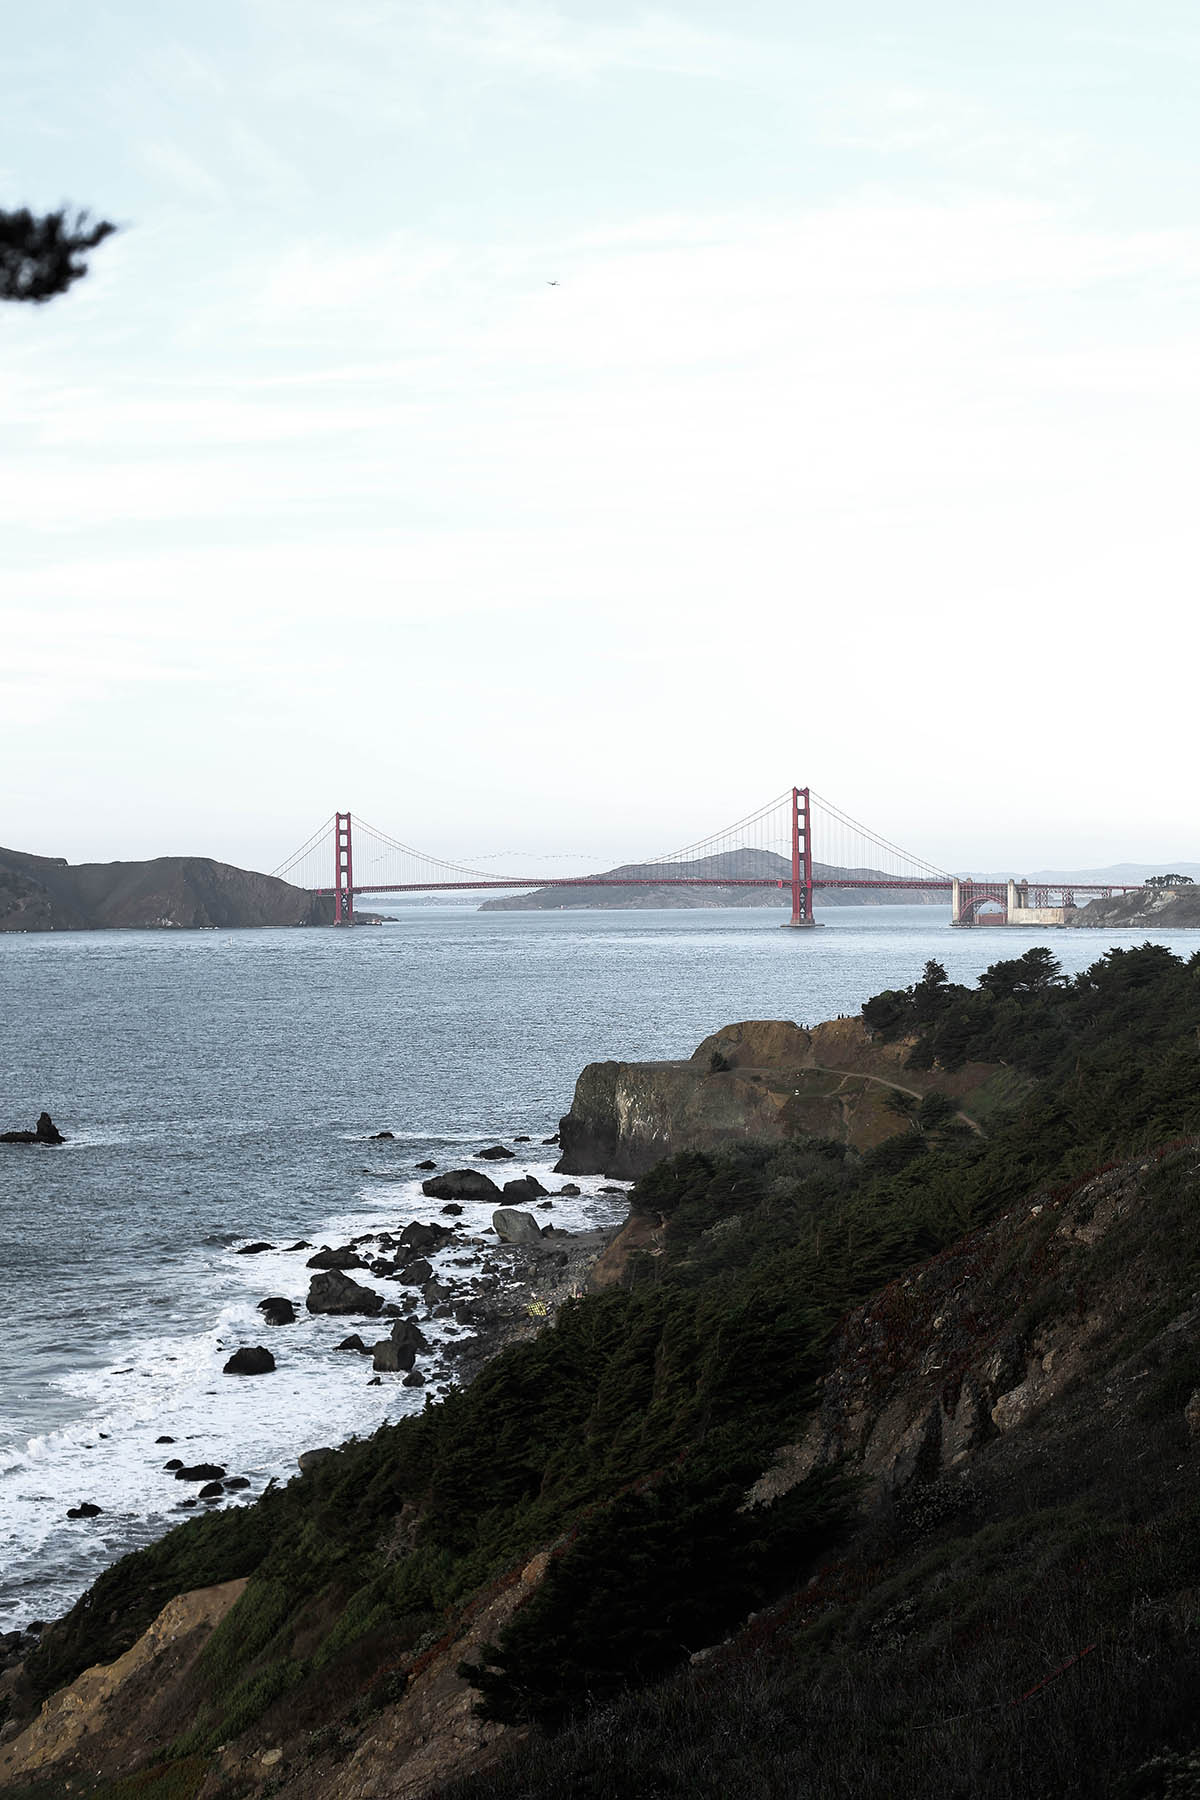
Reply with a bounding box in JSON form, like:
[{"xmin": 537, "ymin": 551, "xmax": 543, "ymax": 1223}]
[
  {"xmin": 334, "ymin": 812, "xmax": 354, "ymax": 926},
  {"xmin": 787, "ymin": 786, "xmax": 815, "ymax": 928}
]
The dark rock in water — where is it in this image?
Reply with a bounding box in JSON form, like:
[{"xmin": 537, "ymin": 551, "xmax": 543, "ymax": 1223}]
[
  {"xmin": 306, "ymin": 1245, "xmax": 366, "ymax": 1271},
  {"xmin": 223, "ymin": 1346, "xmax": 275, "ymax": 1376},
  {"xmin": 298, "ymin": 1448, "xmax": 335, "ymax": 1473},
  {"xmin": 225, "ymin": 1475, "xmax": 251, "ymax": 1489},
  {"xmin": 1, "ymin": 1112, "xmax": 65, "ymax": 1146},
  {"xmin": 513, "ymin": 1135, "xmax": 531, "ymax": 1142},
  {"xmin": 283, "ymin": 1241, "xmax": 313, "ymax": 1252},
  {"xmin": 538, "ymin": 1200, "xmax": 554, "ymax": 1210},
  {"xmin": 400, "ymin": 1220, "xmax": 450, "ymax": 1251},
  {"xmin": 198, "ymin": 1480, "xmax": 224, "ymax": 1498},
  {"xmin": 372, "ymin": 1338, "xmax": 415, "ymax": 1372},
  {"xmin": 398, "ymin": 1258, "xmax": 433, "ymax": 1285},
  {"xmin": 542, "ymin": 1134, "xmax": 559, "ymax": 1146},
  {"xmin": 335, "ymin": 1334, "xmax": 369, "ymax": 1353},
  {"xmin": 502, "ymin": 1175, "xmax": 548, "ymax": 1203},
  {"xmin": 367, "ymin": 1376, "xmax": 382, "ymax": 1386},
  {"xmin": 235, "ymin": 1242, "xmax": 274, "ymax": 1255},
  {"xmin": 599, "ymin": 1184, "xmax": 626, "ymax": 1195},
  {"xmin": 177, "ymin": 1497, "xmax": 198, "ymax": 1509},
  {"xmin": 369, "ymin": 1258, "xmax": 397, "ymax": 1277},
  {"xmin": 164, "ymin": 1459, "xmax": 183, "ymax": 1470},
  {"xmin": 66, "ymin": 1501, "xmax": 102, "ymax": 1518},
  {"xmin": 556, "ymin": 1184, "xmax": 581, "ymax": 1197},
  {"xmin": 307, "ymin": 1269, "xmax": 383, "ymax": 1315},
  {"xmin": 403, "ymin": 1369, "xmax": 426, "ymax": 1387},
  {"xmin": 415, "ymin": 1159, "xmax": 437, "ymax": 1170},
  {"xmin": 423, "ymin": 1279, "xmax": 452, "ymax": 1304},
  {"xmin": 175, "ymin": 1464, "xmax": 226, "ymax": 1482},
  {"xmin": 390, "ymin": 1318, "xmax": 430, "ymax": 1354},
  {"xmin": 258, "ymin": 1297, "xmax": 296, "ymax": 1326},
  {"xmin": 478, "ymin": 1144, "xmax": 515, "ymax": 1160},
  {"xmin": 440, "ymin": 1202, "xmax": 464, "ymax": 1216},
  {"xmin": 381, "ymin": 1303, "xmax": 402, "ymax": 1317},
  {"xmin": 422, "ymin": 1170, "xmax": 501, "ymax": 1202},
  {"xmin": 371, "ymin": 1130, "xmax": 395, "ymax": 1139},
  {"xmin": 492, "ymin": 1208, "xmax": 544, "ymax": 1246},
  {"xmin": 155, "ymin": 1435, "xmax": 175, "ymax": 1444}
]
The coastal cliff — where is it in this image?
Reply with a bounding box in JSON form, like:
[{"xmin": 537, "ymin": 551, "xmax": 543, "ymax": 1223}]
[
  {"xmin": 6, "ymin": 945, "xmax": 1200, "ymax": 1800},
  {"xmin": 1072, "ymin": 884, "xmax": 1200, "ymax": 928},
  {"xmin": 0, "ymin": 845, "xmax": 330, "ymax": 932},
  {"xmin": 556, "ymin": 1016, "xmax": 1003, "ymax": 1177}
]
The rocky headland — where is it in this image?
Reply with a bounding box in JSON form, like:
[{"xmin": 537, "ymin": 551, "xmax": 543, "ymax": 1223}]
[
  {"xmin": 1071, "ymin": 884, "xmax": 1200, "ymax": 928},
  {"xmin": 555, "ymin": 1015, "xmax": 1004, "ymax": 1177},
  {"xmin": 0, "ymin": 845, "xmax": 330, "ymax": 932}
]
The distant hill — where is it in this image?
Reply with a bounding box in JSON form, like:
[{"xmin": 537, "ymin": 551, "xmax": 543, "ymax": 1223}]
[
  {"xmin": 479, "ymin": 847, "xmax": 946, "ymax": 909},
  {"xmin": 0, "ymin": 845, "xmax": 330, "ymax": 932}
]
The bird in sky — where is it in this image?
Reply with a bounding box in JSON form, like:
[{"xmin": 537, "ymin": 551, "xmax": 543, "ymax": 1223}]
[{"xmin": 546, "ymin": 279, "xmax": 559, "ymax": 286}]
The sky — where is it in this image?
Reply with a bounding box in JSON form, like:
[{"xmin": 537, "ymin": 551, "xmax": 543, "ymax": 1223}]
[{"xmin": 4, "ymin": 0, "xmax": 1200, "ymax": 876}]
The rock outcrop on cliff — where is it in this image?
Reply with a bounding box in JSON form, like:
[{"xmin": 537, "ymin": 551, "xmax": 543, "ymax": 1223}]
[
  {"xmin": 0, "ymin": 844, "xmax": 330, "ymax": 931},
  {"xmin": 556, "ymin": 1016, "xmax": 998, "ymax": 1177},
  {"xmin": 1072, "ymin": 884, "xmax": 1200, "ymax": 928}
]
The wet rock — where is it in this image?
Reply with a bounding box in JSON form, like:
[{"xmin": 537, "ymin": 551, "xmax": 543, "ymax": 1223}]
[
  {"xmin": 391, "ymin": 1318, "xmax": 430, "ymax": 1355},
  {"xmin": 223, "ymin": 1346, "xmax": 275, "ymax": 1375},
  {"xmin": 258, "ymin": 1297, "xmax": 296, "ymax": 1326},
  {"xmin": 198, "ymin": 1481, "xmax": 224, "ymax": 1498},
  {"xmin": 599, "ymin": 1185, "xmax": 625, "ymax": 1195},
  {"xmin": 371, "ymin": 1130, "xmax": 395, "ymax": 1139},
  {"xmin": 225, "ymin": 1476, "xmax": 251, "ymax": 1490},
  {"xmin": 403, "ymin": 1369, "xmax": 426, "ymax": 1387},
  {"xmin": 306, "ymin": 1245, "xmax": 367, "ymax": 1271},
  {"xmin": 372, "ymin": 1339, "xmax": 416, "ymax": 1372},
  {"xmin": 307, "ymin": 1269, "xmax": 384, "ymax": 1315},
  {"xmin": 400, "ymin": 1221, "xmax": 449, "ymax": 1252},
  {"xmin": 369, "ymin": 1258, "xmax": 398, "ymax": 1277},
  {"xmin": 65, "ymin": 1501, "xmax": 102, "ymax": 1518},
  {"xmin": 502, "ymin": 1175, "xmax": 549, "ymax": 1203},
  {"xmin": 367, "ymin": 1376, "xmax": 382, "ymax": 1386},
  {"xmin": 399, "ymin": 1258, "xmax": 433, "ymax": 1285},
  {"xmin": 422, "ymin": 1169, "xmax": 502, "ymax": 1202},
  {"xmin": 538, "ymin": 1201, "xmax": 554, "ymax": 1210},
  {"xmin": 175, "ymin": 1464, "xmax": 226, "ymax": 1482},
  {"xmin": 542, "ymin": 1134, "xmax": 559, "ymax": 1146},
  {"xmin": 478, "ymin": 1144, "xmax": 515, "ymax": 1160},
  {"xmin": 335, "ymin": 1334, "xmax": 370, "ymax": 1353},
  {"xmin": 298, "ymin": 1448, "xmax": 335, "ymax": 1473},
  {"xmin": 1, "ymin": 1112, "xmax": 65, "ymax": 1146},
  {"xmin": 236, "ymin": 1242, "xmax": 273, "ymax": 1256},
  {"xmin": 415, "ymin": 1159, "xmax": 437, "ymax": 1170},
  {"xmin": 556, "ymin": 1184, "xmax": 580, "ymax": 1197},
  {"xmin": 155, "ymin": 1435, "xmax": 175, "ymax": 1444},
  {"xmin": 283, "ymin": 1241, "xmax": 313, "ymax": 1252},
  {"xmin": 513, "ymin": 1135, "xmax": 531, "ymax": 1143},
  {"xmin": 493, "ymin": 1208, "xmax": 544, "ymax": 1246},
  {"xmin": 164, "ymin": 1458, "xmax": 184, "ymax": 1470},
  {"xmin": 423, "ymin": 1279, "xmax": 452, "ymax": 1304},
  {"xmin": 441, "ymin": 1202, "xmax": 464, "ymax": 1216}
]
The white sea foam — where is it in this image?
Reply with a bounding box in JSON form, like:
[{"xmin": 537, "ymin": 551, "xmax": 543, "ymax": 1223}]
[{"xmin": 0, "ymin": 1161, "xmax": 627, "ymax": 1630}]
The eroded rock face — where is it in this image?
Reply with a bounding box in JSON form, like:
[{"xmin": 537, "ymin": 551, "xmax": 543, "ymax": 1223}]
[{"xmin": 0, "ymin": 1580, "xmax": 248, "ymax": 1788}]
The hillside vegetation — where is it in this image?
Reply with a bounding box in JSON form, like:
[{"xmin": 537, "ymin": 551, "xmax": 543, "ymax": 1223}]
[{"xmin": 5, "ymin": 944, "xmax": 1200, "ymax": 1799}]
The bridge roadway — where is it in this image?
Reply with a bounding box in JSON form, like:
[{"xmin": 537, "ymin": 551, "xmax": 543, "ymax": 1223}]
[{"xmin": 313, "ymin": 877, "xmax": 957, "ymax": 895}]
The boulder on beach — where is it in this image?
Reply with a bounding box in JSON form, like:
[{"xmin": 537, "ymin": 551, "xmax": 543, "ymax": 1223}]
[
  {"xmin": 398, "ymin": 1257, "xmax": 433, "ymax": 1285},
  {"xmin": 335, "ymin": 1334, "xmax": 369, "ymax": 1353},
  {"xmin": 421, "ymin": 1170, "xmax": 501, "ymax": 1202},
  {"xmin": 0, "ymin": 1112, "xmax": 65, "ymax": 1146},
  {"xmin": 372, "ymin": 1338, "xmax": 415, "ymax": 1372},
  {"xmin": 478, "ymin": 1144, "xmax": 515, "ymax": 1160},
  {"xmin": 307, "ymin": 1269, "xmax": 384, "ymax": 1315},
  {"xmin": 174, "ymin": 1463, "xmax": 226, "ymax": 1482},
  {"xmin": 198, "ymin": 1480, "xmax": 225, "ymax": 1498},
  {"xmin": 399, "ymin": 1221, "xmax": 449, "ymax": 1251},
  {"xmin": 403, "ymin": 1369, "xmax": 426, "ymax": 1386},
  {"xmin": 258, "ymin": 1296, "xmax": 296, "ymax": 1326},
  {"xmin": 440, "ymin": 1202, "xmax": 464, "ymax": 1216},
  {"xmin": 306, "ymin": 1245, "xmax": 366, "ymax": 1271},
  {"xmin": 492, "ymin": 1208, "xmax": 544, "ymax": 1246},
  {"xmin": 502, "ymin": 1175, "xmax": 548, "ymax": 1203},
  {"xmin": 223, "ymin": 1346, "xmax": 275, "ymax": 1375}
]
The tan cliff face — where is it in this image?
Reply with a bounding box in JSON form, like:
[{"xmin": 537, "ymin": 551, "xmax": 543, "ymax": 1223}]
[{"xmin": 556, "ymin": 1017, "xmax": 1000, "ymax": 1178}]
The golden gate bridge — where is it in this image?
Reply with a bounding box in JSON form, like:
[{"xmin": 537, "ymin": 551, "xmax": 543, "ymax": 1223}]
[{"xmin": 272, "ymin": 788, "xmax": 1143, "ymax": 929}]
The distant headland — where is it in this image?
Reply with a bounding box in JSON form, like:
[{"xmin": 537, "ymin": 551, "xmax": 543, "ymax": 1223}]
[{"xmin": 0, "ymin": 844, "xmax": 330, "ymax": 932}]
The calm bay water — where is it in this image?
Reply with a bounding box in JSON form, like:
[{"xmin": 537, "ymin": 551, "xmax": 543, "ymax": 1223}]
[{"xmin": 1, "ymin": 903, "xmax": 1194, "ymax": 1628}]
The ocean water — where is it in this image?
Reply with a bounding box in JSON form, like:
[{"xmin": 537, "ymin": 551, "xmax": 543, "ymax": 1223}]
[{"xmin": 1, "ymin": 902, "xmax": 1194, "ymax": 1630}]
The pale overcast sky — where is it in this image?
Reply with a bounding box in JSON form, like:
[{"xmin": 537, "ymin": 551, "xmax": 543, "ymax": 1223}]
[{"xmin": 4, "ymin": 1, "xmax": 1199, "ymax": 874}]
